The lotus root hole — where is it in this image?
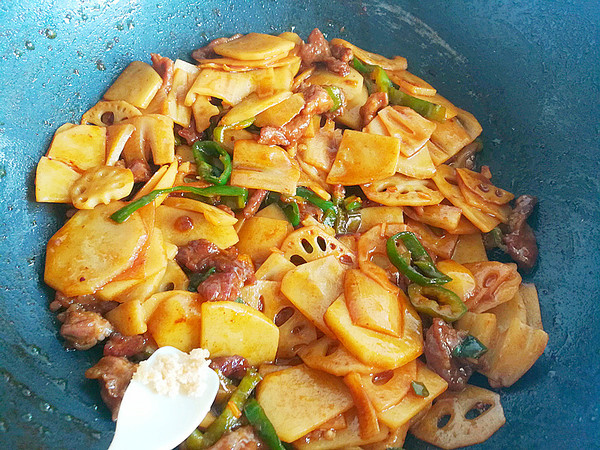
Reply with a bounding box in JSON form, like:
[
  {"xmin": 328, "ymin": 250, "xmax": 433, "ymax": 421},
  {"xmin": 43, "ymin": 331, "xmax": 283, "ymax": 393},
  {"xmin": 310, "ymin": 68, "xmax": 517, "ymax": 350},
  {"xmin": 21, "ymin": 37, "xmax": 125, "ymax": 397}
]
[
  {"xmin": 290, "ymin": 254, "xmax": 307, "ymax": 266},
  {"xmin": 325, "ymin": 341, "xmax": 340, "ymax": 356},
  {"xmin": 164, "ymin": 282, "xmax": 175, "ymax": 291},
  {"xmin": 372, "ymin": 370, "xmax": 394, "ymax": 385},
  {"xmin": 301, "ymin": 238, "xmax": 314, "ymax": 254},
  {"xmin": 274, "ymin": 306, "xmax": 294, "ymax": 326},
  {"xmin": 465, "ymin": 402, "xmax": 492, "ymax": 420},
  {"xmin": 437, "ymin": 414, "xmax": 452, "ymax": 429},
  {"xmin": 316, "ymin": 236, "xmax": 327, "ymax": 251}
]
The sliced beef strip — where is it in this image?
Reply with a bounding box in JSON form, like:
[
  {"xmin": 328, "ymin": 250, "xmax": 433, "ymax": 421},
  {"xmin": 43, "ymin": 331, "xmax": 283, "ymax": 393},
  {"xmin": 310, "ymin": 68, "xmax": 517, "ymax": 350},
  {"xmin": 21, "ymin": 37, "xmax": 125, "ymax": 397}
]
[
  {"xmin": 85, "ymin": 356, "xmax": 137, "ymax": 421},
  {"xmin": 242, "ymin": 189, "xmax": 268, "ymax": 219},
  {"xmin": 176, "ymin": 118, "xmax": 204, "ymax": 145},
  {"xmin": 126, "ymin": 159, "xmax": 152, "ymax": 183},
  {"xmin": 503, "ymin": 195, "xmax": 539, "ymax": 271},
  {"xmin": 360, "ymin": 92, "xmax": 388, "ymax": 127},
  {"xmin": 209, "ymin": 355, "xmax": 250, "ymax": 379},
  {"xmin": 299, "ymin": 28, "xmax": 351, "ymax": 76},
  {"xmin": 208, "ymin": 426, "xmax": 264, "ymax": 450},
  {"xmin": 150, "ymin": 53, "xmax": 174, "ymax": 91},
  {"xmin": 58, "ymin": 304, "xmax": 113, "ymax": 351},
  {"xmin": 103, "ymin": 333, "xmax": 148, "ymax": 358},
  {"xmin": 424, "ymin": 318, "xmax": 473, "ymax": 391}
]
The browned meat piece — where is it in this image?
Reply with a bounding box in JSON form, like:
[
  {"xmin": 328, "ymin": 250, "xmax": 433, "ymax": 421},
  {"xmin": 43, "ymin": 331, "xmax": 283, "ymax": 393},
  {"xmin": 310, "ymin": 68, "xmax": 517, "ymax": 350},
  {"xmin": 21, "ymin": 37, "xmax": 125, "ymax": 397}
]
[
  {"xmin": 257, "ymin": 126, "xmax": 291, "ymax": 146},
  {"xmin": 447, "ymin": 141, "xmax": 483, "ymax": 170},
  {"xmin": 217, "ymin": 204, "xmax": 236, "ymax": 217},
  {"xmin": 85, "ymin": 356, "xmax": 137, "ymax": 421},
  {"xmin": 50, "ymin": 292, "xmax": 118, "ymax": 315},
  {"xmin": 176, "ymin": 239, "xmax": 255, "ymax": 302},
  {"xmin": 58, "ymin": 304, "xmax": 113, "ymax": 350},
  {"xmin": 208, "ymin": 426, "xmax": 264, "ymax": 450},
  {"xmin": 242, "ymin": 189, "xmax": 268, "ymax": 219},
  {"xmin": 360, "ymin": 92, "xmax": 388, "ymax": 127},
  {"xmin": 209, "ymin": 355, "xmax": 250, "ymax": 379},
  {"xmin": 332, "ymin": 184, "xmax": 345, "ymax": 201},
  {"xmin": 103, "ymin": 333, "xmax": 148, "ymax": 358},
  {"xmin": 300, "ymin": 84, "xmax": 335, "ymax": 116},
  {"xmin": 324, "ymin": 57, "xmax": 351, "ymax": 77},
  {"xmin": 298, "ymin": 200, "xmax": 323, "ymax": 222},
  {"xmin": 191, "ymin": 34, "xmax": 244, "ymax": 61},
  {"xmin": 299, "ymin": 29, "xmax": 351, "ymax": 76},
  {"xmin": 127, "ymin": 159, "xmax": 152, "ymax": 183},
  {"xmin": 330, "ymin": 44, "xmax": 353, "ymax": 63},
  {"xmin": 424, "ymin": 318, "xmax": 473, "ymax": 391},
  {"xmin": 503, "ymin": 195, "xmax": 538, "ymax": 271},
  {"xmin": 150, "ymin": 53, "xmax": 174, "ymax": 91},
  {"xmin": 258, "ymin": 113, "xmax": 312, "ymax": 147},
  {"xmin": 176, "ymin": 118, "xmax": 203, "ymax": 145}
]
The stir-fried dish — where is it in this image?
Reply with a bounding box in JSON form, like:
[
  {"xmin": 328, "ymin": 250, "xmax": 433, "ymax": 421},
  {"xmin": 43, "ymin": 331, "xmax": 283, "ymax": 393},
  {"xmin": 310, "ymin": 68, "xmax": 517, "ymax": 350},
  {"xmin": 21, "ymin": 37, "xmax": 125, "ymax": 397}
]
[{"xmin": 34, "ymin": 29, "xmax": 547, "ymax": 449}]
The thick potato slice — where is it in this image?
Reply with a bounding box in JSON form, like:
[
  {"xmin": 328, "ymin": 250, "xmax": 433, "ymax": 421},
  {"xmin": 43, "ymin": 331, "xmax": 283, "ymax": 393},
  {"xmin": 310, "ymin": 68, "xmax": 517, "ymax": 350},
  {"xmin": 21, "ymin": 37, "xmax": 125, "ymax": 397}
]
[
  {"xmin": 237, "ymin": 216, "xmax": 293, "ymax": 265},
  {"xmin": 299, "ymin": 119, "xmax": 342, "ymax": 173},
  {"xmin": 257, "ymin": 364, "xmax": 354, "ymax": 442},
  {"xmin": 437, "ymin": 260, "xmax": 476, "ymax": 303},
  {"xmin": 432, "ymin": 165, "xmax": 502, "ymax": 233},
  {"xmin": 454, "ymin": 311, "xmax": 498, "ymax": 350},
  {"xmin": 46, "ymin": 124, "xmax": 106, "ymax": 171},
  {"xmin": 69, "ymin": 165, "xmax": 134, "ymax": 210},
  {"xmin": 254, "ymin": 252, "xmax": 296, "ymax": 282},
  {"xmin": 357, "ymin": 206, "xmax": 404, "ymax": 232},
  {"xmin": 362, "ymin": 174, "xmax": 444, "ymax": 207},
  {"xmin": 410, "ymin": 385, "xmax": 505, "ymax": 450},
  {"xmin": 281, "ymin": 255, "xmax": 346, "ymax": 337},
  {"xmin": 452, "ymin": 233, "xmax": 488, "ymax": 264},
  {"xmin": 104, "ymin": 61, "xmax": 162, "ymax": 109},
  {"xmin": 200, "ymin": 301, "xmax": 279, "ymax": 365},
  {"xmin": 35, "ymin": 157, "xmax": 82, "ymax": 203},
  {"xmin": 122, "ymin": 114, "xmax": 175, "ymax": 165},
  {"xmin": 213, "ymin": 33, "xmax": 295, "ymax": 61},
  {"xmin": 156, "ymin": 204, "xmax": 239, "ymax": 248},
  {"xmin": 106, "ymin": 123, "xmax": 136, "ymax": 165},
  {"xmin": 330, "ymin": 39, "xmax": 408, "ymax": 71},
  {"xmin": 255, "ymin": 93, "xmax": 305, "ymax": 128},
  {"xmin": 192, "ymin": 94, "xmax": 221, "ymax": 133},
  {"xmin": 376, "ymin": 361, "xmax": 448, "ymax": 429},
  {"xmin": 343, "ymin": 373, "xmax": 381, "ymax": 439},
  {"xmin": 220, "ymin": 91, "xmax": 291, "ymax": 126},
  {"xmin": 326, "ymin": 130, "xmax": 400, "ymax": 186},
  {"xmin": 230, "ymin": 140, "xmax": 300, "ymax": 195},
  {"xmin": 44, "ymin": 202, "xmax": 148, "ymax": 296},
  {"xmin": 519, "ymin": 283, "xmax": 544, "ymax": 330},
  {"xmin": 463, "ymin": 262, "xmax": 521, "ymax": 313},
  {"xmin": 344, "ymin": 269, "xmax": 401, "ymax": 337},
  {"xmin": 162, "ymin": 197, "xmax": 238, "ymax": 227},
  {"xmin": 337, "ymin": 83, "xmax": 369, "ymax": 130},
  {"xmin": 255, "ymin": 203, "xmax": 288, "ymax": 221},
  {"xmin": 388, "ymin": 70, "xmax": 436, "ymax": 97},
  {"xmin": 359, "ymin": 360, "xmax": 418, "ymax": 412},
  {"xmin": 324, "ymin": 295, "xmax": 423, "ymax": 370},
  {"xmin": 105, "ymin": 299, "xmax": 147, "ymax": 336},
  {"xmin": 147, "ymin": 290, "xmax": 203, "ymax": 352},
  {"xmin": 403, "ymin": 204, "xmax": 462, "ymax": 232},
  {"xmin": 298, "ymin": 336, "xmax": 376, "ymax": 376},
  {"xmin": 280, "ymin": 225, "xmax": 356, "ymax": 266},
  {"xmin": 429, "ymin": 117, "xmax": 476, "ymax": 162},
  {"xmin": 395, "ymin": 145, "xmax": 436, "ymax": 179},
  {"xmin": 185, "ymin": 68, "xmax": 257, "ymax": 106},
  {"xmin": 295, "ymin": 408, "xmax": 390, "ymax": 450}
]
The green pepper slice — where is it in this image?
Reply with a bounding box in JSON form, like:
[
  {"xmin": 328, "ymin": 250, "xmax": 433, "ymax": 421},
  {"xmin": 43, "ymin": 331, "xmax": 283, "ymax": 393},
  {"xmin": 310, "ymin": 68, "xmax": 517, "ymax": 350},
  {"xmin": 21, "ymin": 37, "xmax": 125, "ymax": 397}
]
[
  {"xmin": 351, "ymin": 57, "xmax": 375, "ymax": 75},
  {"xmin": 295, "ymin": 187, "xmax": 335, "ymax": 212},
  {"xmin": 244, "ymin": 399, "xmax": 287, "ymax": 450},
  {"xmin": 192, "ymin": 141, "xmax": 232, "ymax": 186},
  {"xmin": 322, "ymin": 86, "xmax": 344, "ymax": 112},
  {"xmin": 372, "ymin": 66, "xmax": 394, "ymax": 94},
  {"xmin": 110, "ymin": 185, "xmax": 248, "ymax": 223},
  {"xmin": 185, "ymin": 369, "xmax": 262, "ymax": 449},
  {"xmin": 388, "ymin": 87, "xmax": 446, "ymax": 122},
  {"xmin": 452, "ymin": 334, "xmax": 488, "ymax": 359},
  {"xmin": 281, "ymin": 201, "xmax": 300, "ymax": 227},
  {"xmin": 386, "ymin": 232, "xmax": 452, "ymax": 286},
  {"xmin": 411, "ymin": 381, "xmax": 430, "ymax": 397},
  {"xmin": 407, "ymin": 284, "xmax": 467, "ymax": 322},
  {"xmin": 212, "ymin": 117, "xmax": 255, "ymax": 144},
  {"xmin": 343, "ymin": 195, "xmax": 362, "ymax": 211}
]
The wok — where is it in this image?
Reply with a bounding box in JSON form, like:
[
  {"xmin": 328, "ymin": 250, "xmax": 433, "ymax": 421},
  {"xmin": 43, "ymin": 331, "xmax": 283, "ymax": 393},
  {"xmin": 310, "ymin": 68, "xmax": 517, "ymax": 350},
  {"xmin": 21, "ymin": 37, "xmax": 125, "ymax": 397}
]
[{"xmin": 0, "ymin": 0, "xmax": 598, "ymax": 448}]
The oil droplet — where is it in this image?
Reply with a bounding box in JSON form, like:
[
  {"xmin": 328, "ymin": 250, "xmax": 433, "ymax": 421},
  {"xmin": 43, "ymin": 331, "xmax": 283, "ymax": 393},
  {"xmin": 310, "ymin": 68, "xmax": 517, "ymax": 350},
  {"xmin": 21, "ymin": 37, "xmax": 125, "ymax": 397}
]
[
  {"xmin": 25, "ymin": 41, "xmax": 35, "ymax": 50},
  {"xmin": 13, "ymin": 49, "xmax": 22, "ymax": 58},
  {"xmin": 80, "ymin": 13, "xmax": 88, "ymax": 21},
  {"xmin": 21, "ymin": 413, "xmax": 32, "ymax": 422},
  {"xmin": 0, "ymin": 167, "xmax": 6, "ymax": 178},
  {"xmin": 96, "ymin": 60, "xmax": 106, "ymax": 71},
  {"xmin": 63, "ymin": 414, "xmax": 73, "ymax": 422},
  {"xmin": 39, "ymin": 402, "xmax": 52, "ymax": 413},
  {"xmin": 22, "ymin": 388, "xmax": 32, "ymax": 397},
  {"xmin": 127, "ymin": 20, "xmax": 134, "ymax": 30},
  {"xmin": 116, "ymin": 22, "xmax": 124, "ymax": 31},
  {"xmin": 64, "ymin": 14, "xmax": 72, "ymax": 23},
  {"xmin": 0, "ymin": 420, "xmax": 7, "ymax": 432},
  {"xmin": 44, "ymin": 28, "xmax": 57, "ymax": 39},
  {"xmin": 105, "ymin": 41, "xmax": 113, "ymax": 50}
]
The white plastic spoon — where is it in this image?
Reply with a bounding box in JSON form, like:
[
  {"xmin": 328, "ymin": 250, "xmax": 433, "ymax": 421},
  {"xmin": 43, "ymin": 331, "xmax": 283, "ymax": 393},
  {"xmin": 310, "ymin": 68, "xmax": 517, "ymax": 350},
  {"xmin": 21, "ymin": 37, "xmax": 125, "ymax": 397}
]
[{"xmin": 108, "ymin": 346, "xmax": 219, "ymax": 450}]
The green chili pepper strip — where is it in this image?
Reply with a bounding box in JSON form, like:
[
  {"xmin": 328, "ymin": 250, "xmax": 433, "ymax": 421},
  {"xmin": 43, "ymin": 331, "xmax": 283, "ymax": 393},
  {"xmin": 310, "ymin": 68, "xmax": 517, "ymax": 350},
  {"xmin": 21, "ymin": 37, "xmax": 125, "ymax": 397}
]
[
  {"xmin": 110, "ymin": 185, "xmax": 248, "ymax": 223},
  {"xmin": 351, "ymin": 57, "xmax": 375, "ymax": 75},
  {"xmin": 372, "ymin": 66, "xmax": 394, "ymax": 94},
  {"xmin": 452, "ymin": 334, "xmax": 488, "ymax": 359},
  {"xmin": 322, "ymin": 207, "xmax": 338, "ymax": 228},
  {"xmin": 296, "ymin": 187, "xmax": 334, "ymax": 211},
  {"xmin": 343, "ymin": 195, "xmax": 362, "ymax": 211},
  {"xmin": 192, "ymin": 141, "xmax": 232, "ymax": 186},
  {"xmin": 411, "ymin": 381, "xmax": 429, "ymax": 397},
  {"xmin": 407, "ymin": 284, "xmax": 468, "ymax": 322},
  {"xmin": 322, "ymin": 86, "xmax": 344, "ymax": 112},
  {"xmin": 244, "ymin": 399, "xmax": 287, "ymax": 450},
  {"xmin": 386, "ymin": 232, "xmax": 452, "ymax": 286},
  {"xmin": 281, "ymin": 201, "xmax": 300, "ymax": 227},
  {"xmin": 186, "ymin": 369, "xmax": 262, "ymax": 449},
  {"xmin": 213, "ymin": 117, "xmax": 256, "ymax": 144},
  {"xmin": 388, "ymin": 87, "xmax": 446, "ymax": 122}
]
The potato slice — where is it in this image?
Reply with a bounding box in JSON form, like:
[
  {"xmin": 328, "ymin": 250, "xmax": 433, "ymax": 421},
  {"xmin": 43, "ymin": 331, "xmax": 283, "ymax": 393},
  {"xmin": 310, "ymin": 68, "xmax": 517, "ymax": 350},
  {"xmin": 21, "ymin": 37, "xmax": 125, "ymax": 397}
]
[
  {"xmin": 344, "ymin": 269, "xmax": 401, "ymax": 337},
  {"xmin": 299, "ymin": 119, "xmax": 342, "ymax": 173},
  {"xmin": 156, "ymin": 204, "xmax": 239, "ymax": 248},
  {"xmin": 104, "ymin": 61, "xmax": 162, "ymax": 109},
  {"xmin": 343, "ymin": 373, "xmax": 381, "ymax": 439},
  {"xmin": 360, "ymin": 360, "xmax": 418, "ymax": 412},
  {"xmin": 410, "ymin": 385, "xmax": 505, "ymax": 449},
  {"xmin": 388, "ymin": 70, "xmax": 436, "ymax": 97},
  {"xmin": 69, "ymin": 165, "xmax": 134, "ymax": 209},
  {"xmin": 437, "ymin": 260, "xmax": 476, "ymax": 303},
  {"xmin": 185, "ymin": 68, "xmax": 257, "ymax": 106},
  {"xmin": 147, "ymin": 290, "xmax": 203, "ymax": 352},
  {"xmin": 255, "ymin": 203, "xmax": 288, "ymax": 221},
  {"xmin": 47, "ymin": 124, "xmax": 106, "ymax": 171},
  {"xmin": 257, "ymin": 364, "xmax": 354, "ymax": 442},
  {"xmin": 134, "ymin": 161, "xmax": 178, "ymax": 205},
  {"xmin": 106, "ymin": 123, "xmax": 136, "ymax": 165},
  {"xmin": 163, "ymin": 68, "xmax": 198, "ymax": 127},
  {"xmin": 429, "ymin": 117, "xmax": 475, "ymax": 161},
  {"xmin": 519, "ymin": 283, "xmax": 544, "ymax": 330},
  {"xmin": 231, "ymin": 140, "xmax": 300, "ymax": 195},
  {"xmin": 213, "ymin": 33, "xmax": 295, "ymax": 61},
  {"xmin": 237, "ymin": 216, "xmax": 293, "ymax": 264},
  {"xmin": 452, "ymin": 233, "xmax": 488, "ymax": 264},
  {"xmin": 463, "ymin": 262, "xmax": 521, "ymax": 313},
  {"xmin": 190, "ymin": 95, "xmax": 220, "ymax": 134},
  {"xmin": 280, "ymin": 225, "xmax": 356, "ymax": 266},
  {"xmin": 281, "ymin": 255, "xmax": 346, "ymax": 337},
  {"xmin": 201, "ymin": 301, "xmax": 279, "ymax": 365},
  {"xmin": 324, "ymin": 295, "xmax": 423, "ymax": 370},
  {"xmin": 395, "ymin": 145, "xmax": 436, "ymax": 179},
  {"xmin": 298, "ymin": 336, "xmax": 376, "ymax": 376},
  {"xmin": 255, "ymin": 93, "xmax": 305, "ymax": 128},
  {"xmin": 488, "ymin": 290, "xmax": 528, "ymax": 333},
  {"xmin": 158, "ymin": 259, "xmax": 189, "ymax": 292},
  {"xmin": 330, "ymin": 39, "xmax": 408, "ymax": 71},
  {"xmin": 405, "ymin": 217, "xmax": 458, "ymax": 260},
  {"xmin": 368, "ymin": 106, "xmax": 436, "ymax": 157},
  {"xmin": 357, "ymin": 206, "xmax": 404, "ymax": 232},
  {"xmin": 403, "ymin": 204, "xmax": 462, "ymax": 232},
  {"xmin": 162, "ymin": 197, "xmax": 238, "ymax": 226},
  {"xmin": 336, "ymin": 83, "xmax": 369, "ymax": 130},
  {"xmin": 105, "ymin": 299, "xmax": 147, "ymax": 336},
  {"xmin": 81, "ymin": 100, "xmax": 142, "ymax": 126},
  {"xmin": 294, "ymin": 408, "xmax": 389, "ymax": 450},
  {"xmin": 362, "ymin": 174, "xmax": 444, "ymax": 207},
  {"xmin": 362, "ymin": 423, "xmax": 409, "ymax": 450},
  {"xmin": 122, "ymin": 114, "xmax": 175, "ymax": 165},
  {"xmin": 376, "ymin": 361, "xmax": 448, "ymax": 429},
  {"xmin": 454, "ymin": 311, "xmax": 498, "ymax": 350},
  {"xmin": 220, "ymin": 91, "xmax": 292, "ymax": 126},
  {"xmin": 44, "ymin": 202, "xmax": 148, "ymax": 296},
  {"xmin": 35, "ymin": 157, "xmax": 82, "ymax": 203},
  {"xmin": 254, "ymin": 252, "xmax": 296, "ymax": 282},
  {"xmin": 432, "ymin": 165, "xmax": 501, "ymax": 233},
  {"xmin": 326, "ymin": 130, "xmax": 400, "ymax": 186}
]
